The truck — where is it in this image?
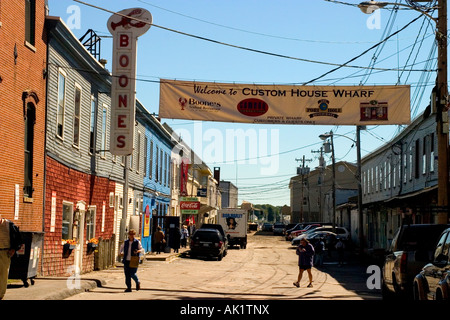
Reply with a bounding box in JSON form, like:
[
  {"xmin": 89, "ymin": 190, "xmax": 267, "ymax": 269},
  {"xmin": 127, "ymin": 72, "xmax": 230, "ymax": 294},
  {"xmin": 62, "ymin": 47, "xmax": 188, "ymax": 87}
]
[{"xmin": 217, "ymin": 208, "xmax": 248, "ymax": 249}]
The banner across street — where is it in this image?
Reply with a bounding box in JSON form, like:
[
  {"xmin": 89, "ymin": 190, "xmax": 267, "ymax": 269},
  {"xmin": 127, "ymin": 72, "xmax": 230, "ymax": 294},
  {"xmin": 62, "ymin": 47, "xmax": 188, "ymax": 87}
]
[{"xmin": 159, "ymin": 79, "xmax": 410, "ymax": 126}]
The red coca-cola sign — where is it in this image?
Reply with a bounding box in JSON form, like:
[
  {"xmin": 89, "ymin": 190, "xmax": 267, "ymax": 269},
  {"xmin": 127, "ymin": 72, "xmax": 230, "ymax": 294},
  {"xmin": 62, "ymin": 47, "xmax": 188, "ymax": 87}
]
[
  {"xmin": 180, "ymin": 201, "xmax": 201, "ymax": 210},
  {"xmin": 237, "ymin": 98, "xmax": 269, "ymax": 117}
]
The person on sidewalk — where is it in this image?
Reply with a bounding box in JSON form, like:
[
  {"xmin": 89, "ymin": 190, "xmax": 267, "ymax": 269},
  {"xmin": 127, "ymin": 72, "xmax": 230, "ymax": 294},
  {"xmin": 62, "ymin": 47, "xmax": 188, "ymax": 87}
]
[
  {"xmin": 293, "ymin": 238, "xmax": 315, "ymax": 288},
  {"xmin": 180, "ymin": 225, "xmax": 189, "ymax": 248},
  {"xmin": 173, "ymin": 226, "xmax": 181, "ymax": 253},
  {"xmin": 119, "ymin": 229, "xmax": 143, "ymax": 292},
  {"xmin": 314, "ymin": 237, "xmax": 326, "ymax": 267},
  {"xmin": 0, "ymin": 215, "xmax": 23, "ymax": 300},
  {"xmin": 335, "ymin": 237, "xmax": 346, "ymax": 267},
  {"xmin": 153, "ymin": 226, "xmax": 165, "ymax": 254}
]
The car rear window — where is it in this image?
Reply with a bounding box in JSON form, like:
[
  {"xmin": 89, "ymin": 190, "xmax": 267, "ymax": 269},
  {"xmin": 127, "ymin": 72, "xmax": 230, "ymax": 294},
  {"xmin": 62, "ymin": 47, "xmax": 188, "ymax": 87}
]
[
  {"xmin": 193, "ymin": 231, "xmax": 220, "ymax": 241},
  {"xmin": 397, "ymin": 225, "xmax": 449, "ymax": 250}
]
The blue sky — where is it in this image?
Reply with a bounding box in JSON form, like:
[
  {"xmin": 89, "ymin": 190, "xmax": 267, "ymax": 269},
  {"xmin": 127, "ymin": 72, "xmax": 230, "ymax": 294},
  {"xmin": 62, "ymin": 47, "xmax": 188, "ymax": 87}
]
[{"xmin": 48, "ymin": 0, "xmax": 439, "ymax": 207}]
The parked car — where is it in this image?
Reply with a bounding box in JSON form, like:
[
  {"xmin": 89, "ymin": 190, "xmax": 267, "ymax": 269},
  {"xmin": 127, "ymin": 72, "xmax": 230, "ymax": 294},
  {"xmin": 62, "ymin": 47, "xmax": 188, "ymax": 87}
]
[
  {"xmin": 289, "ymin": 224, "xmax": 324, "ymax": 240},
  {"xmin": 273, "ymin": 223, "xmax": 286, "ymax": 235},
  {"xmin": 306, "ymin": 231, "xmax": 338, "ymax": 247},
  {"xmin": 261, "ymin": 223, "xmax": 273, "ymax": 232},
  {"xmin": 190, "ymin": 228, "xmax": 228, "ymax": 261},
  {"xmin": 413, "ymin": 227, "xmax": 450, "ymax": 300},
  {"xmin": 382, "ymin": 224, "xmax": 450, "ymax": 299},
  {"xmin": 200, "ymin": 223, "xmax": 229, "ymax": 249},
  {"xmin": 291, "ymin": 226, "xmax": 350, "ymax": 246}
]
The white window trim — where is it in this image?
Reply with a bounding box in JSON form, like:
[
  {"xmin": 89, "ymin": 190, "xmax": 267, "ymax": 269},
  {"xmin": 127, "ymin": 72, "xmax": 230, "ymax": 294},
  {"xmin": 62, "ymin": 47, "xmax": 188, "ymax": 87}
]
[
  {"xmin": 56, "ymin": 68, "xmax": 67, "ymax": 141},
  {"xmin": 72, "ymin": 83, "xmax": 82, "ymax": 149}
]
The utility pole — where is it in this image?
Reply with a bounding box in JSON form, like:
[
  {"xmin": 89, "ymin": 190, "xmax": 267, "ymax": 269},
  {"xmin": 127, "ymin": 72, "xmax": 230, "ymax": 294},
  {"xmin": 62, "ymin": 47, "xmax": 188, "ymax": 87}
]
[
  {"xmin": 296, "ymin": 155, "xmax": 312, "ymax": 222},
  {"xmin": 312, "ymin": 147, "xmax": 325, "ymax": 222},
  {"xmin": 436, "ymin": 0, "xmax": 449, "ymax": 224}
]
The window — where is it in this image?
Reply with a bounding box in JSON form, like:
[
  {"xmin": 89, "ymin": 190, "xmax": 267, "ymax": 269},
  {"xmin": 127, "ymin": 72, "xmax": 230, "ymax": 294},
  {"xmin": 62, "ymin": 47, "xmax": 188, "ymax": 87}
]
[
  {"xmin": 143, "ymin": 136, "xmax": 148, "ymax": 177},
  {"xmin": 25, "ymin": 0, "xmax": 36, "ymax": 46},
  {"xmin": 73, "ymin": 85, "xmax": 81, "ymax": 148},
  {"xmin": 156, "ymin": 146, "xmax": 159, "ymax": 182},
  {"xmin": 89, "ymin": 96, "xmax": 96, "ymax": 154},
  {"xmin": 62, "ymin": 202, "xmax": 73, "ymax": 240},
  {"xmin": 409, "ymin": 146, "xmax": 413, "ymax": 181},
  {"xmin": 57, "ymin": 71, "xmax": 66, "ymax": 138},
  {"xmin": 100, "ymin": 105, "xmax": 107, "ymax": 157},
  {"xmin": 160, "ymin": 149, "xmax": 163, "ymax": 184},
  {"xmin": 422, "ymin": 136, "xmax": 427, "ymax": 175},
  {"xmin": 24, "ymin": 103, "xmax": 35, "ymax": 197},
  {"xmin": 149, "ymin": 140, "xmax": 153, "ymax": 179},
  {"xmin": 136, "ymin": 132, "xmax": 141, "ymax": 173},
  {"xmin": 415, "ymin": 140, "xmax": 420, "ymax": 179},
  {"xmin": 86, "ymin": 207, "xmax": 96, "ymax": 241},
  {"xmin": 164, "ymin": 152, "xmax": 168, "ymax": 186},
  {"xmin": 430, "ymin": 133, "xmax": 435, "ymax": 172}
]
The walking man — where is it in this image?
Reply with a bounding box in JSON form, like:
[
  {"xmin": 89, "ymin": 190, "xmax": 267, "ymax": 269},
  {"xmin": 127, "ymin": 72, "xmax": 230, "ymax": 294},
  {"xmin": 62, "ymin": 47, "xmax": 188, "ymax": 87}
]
[
  {"xmin": 293, "ymin": 238, "xmax": 315, "ymax": 288},
  {"xmin": 120, "ymin": 229, "xmax": 143, "ymax": 292}
]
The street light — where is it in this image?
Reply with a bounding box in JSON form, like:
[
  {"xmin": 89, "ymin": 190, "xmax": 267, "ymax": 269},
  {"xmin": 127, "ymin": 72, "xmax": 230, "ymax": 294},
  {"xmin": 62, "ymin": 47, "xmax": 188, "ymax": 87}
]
[
  {"xmin": 319, "ymin": 131, "xmax": 336, "ymax": 233},
  {"xmin": 358, "ymin": 0, "xmax": 448, "ymax": 225}
]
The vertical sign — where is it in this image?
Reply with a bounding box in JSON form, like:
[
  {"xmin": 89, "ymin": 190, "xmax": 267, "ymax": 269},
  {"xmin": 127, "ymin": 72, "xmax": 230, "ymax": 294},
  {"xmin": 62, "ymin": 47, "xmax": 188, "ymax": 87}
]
[
  {"xmin": 102, "ymin": 201, "xmax": 106, "ymax": 232},
  {"xmin": 107, "ymin": 8, "xmax": 152, "ymax": 155},
  {"xmin": 14, "ymin": 184, "xmax": 20, "ymax": 220},
  {"xmin": 143, "ymin": 205, "xmax": 150, "ymax": 237},
  {"xmin": 50, "ymin": 191, "xmax": 57, "ymax": 232}
]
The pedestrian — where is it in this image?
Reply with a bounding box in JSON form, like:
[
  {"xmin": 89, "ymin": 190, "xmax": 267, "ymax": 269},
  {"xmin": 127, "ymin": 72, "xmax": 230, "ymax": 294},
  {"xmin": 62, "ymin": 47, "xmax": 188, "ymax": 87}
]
[
  {"xmin": 180, "ymin": 225, "xmax": 189, "ymax": 248},
  {"xmin": 173, "ymin": 226, "xmax": 181, "ymax": 253},
  {"xmin": 314, "ymin": 237, "xmax": 325, "ymax": 267},
  {"xmin": 335, "ymin": 237, "xmax": 346, "ymax": 266},
  {"xmin": 188, "ymin": 222, "xmax": 196, "ymax": 246},
  {"xmin": 293, "ymin": 238, "xmax": 315, "ymax": 288},
  {"xmin": 0, "ymin": 215, "xmax": 23, "ymax": 300},
  {"xmin": 153, "ymin": 226, "xmax": 165, "ymax": 254},
  {"xmin": 119, "ymin": 229, "xmax": 143, "ymax": 292}
]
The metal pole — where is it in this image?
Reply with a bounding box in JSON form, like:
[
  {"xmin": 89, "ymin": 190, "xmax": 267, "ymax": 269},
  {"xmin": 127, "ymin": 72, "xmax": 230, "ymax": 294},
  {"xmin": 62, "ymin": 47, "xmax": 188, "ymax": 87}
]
[
  {"xmin": 436, "ymin": 0, "xmax": 449, "ymax": 224},
  {"xmin": 120, "ymin": 156, "xmax": 129, "ymax": 242},
  {"xmin": 356, "ymin": 126, "xmax": 364, "ymax": 256},
  {"xmin": 331, "ymin": 131, "xmax": 336, "ymax": 232}
]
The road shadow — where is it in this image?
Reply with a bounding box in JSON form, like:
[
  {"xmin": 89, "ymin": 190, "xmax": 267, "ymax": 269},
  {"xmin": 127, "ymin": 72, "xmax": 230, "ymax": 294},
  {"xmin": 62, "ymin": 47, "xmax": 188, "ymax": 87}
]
[{"xmin": 314, "ymin": 250, "xmax": 382, "ymax": 300}]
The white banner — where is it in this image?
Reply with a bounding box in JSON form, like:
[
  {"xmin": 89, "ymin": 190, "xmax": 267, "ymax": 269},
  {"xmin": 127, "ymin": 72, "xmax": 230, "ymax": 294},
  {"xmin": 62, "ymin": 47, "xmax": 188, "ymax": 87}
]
[{"xmin": 159, "ymin": 80, "xmax": 410, "ymax": 125}]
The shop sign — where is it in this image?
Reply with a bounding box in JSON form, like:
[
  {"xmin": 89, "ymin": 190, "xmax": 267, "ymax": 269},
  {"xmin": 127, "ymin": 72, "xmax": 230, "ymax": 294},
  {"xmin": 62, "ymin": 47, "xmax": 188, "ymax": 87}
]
[{"xmin": 107, "ymin": 8, "xmax": 152, "ymax": 155}]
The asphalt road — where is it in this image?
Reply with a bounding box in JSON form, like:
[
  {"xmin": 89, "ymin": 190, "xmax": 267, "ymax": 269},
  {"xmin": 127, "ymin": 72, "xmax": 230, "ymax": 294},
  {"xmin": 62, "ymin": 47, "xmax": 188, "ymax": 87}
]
[{"xmin": 66, "ymin": 231, "xmax": 381, "ymax": 301}]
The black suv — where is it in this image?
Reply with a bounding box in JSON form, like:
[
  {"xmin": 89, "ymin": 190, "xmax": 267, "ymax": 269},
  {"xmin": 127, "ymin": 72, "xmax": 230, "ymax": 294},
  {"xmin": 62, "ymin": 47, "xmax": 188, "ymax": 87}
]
[
  {"xmin": 414, "ymin": 227, "xmax": 450, "ymax": 300},
  {"xmin": 190, "ymin": 228, "xmax": 227, "ymax": 261},
  {"xmin": 200, "ymin": 223, "xmax": 229, "ymax": 249},
  {"xmin": 382, "ymin": 224, "xmax": 450, "ymax": 299}
]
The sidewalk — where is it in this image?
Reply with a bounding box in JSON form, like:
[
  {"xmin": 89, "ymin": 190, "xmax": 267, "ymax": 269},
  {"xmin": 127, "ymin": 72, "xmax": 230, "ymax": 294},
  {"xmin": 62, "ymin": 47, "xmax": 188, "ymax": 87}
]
[{"xmin": 2, "ymin": 247, "xmax": 188, "ymax": 300}]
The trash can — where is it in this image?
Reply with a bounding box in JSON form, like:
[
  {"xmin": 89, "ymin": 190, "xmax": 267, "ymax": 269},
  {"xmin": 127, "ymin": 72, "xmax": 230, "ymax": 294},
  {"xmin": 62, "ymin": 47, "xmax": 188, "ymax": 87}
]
[{"xmin": 8, "ymin": 232, "xmax": 44, "ymax": 287}]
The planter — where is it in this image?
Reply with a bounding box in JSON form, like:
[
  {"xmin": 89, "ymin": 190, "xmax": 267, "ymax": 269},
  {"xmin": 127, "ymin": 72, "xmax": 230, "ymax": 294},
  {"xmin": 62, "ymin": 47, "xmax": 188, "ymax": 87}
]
[
  {"xmin": 87, "ymin": 242, "xmax": 98, "ymax": 255},
  {"xmin": 62, "ymin": 243, "xmax": 75, "ymax": 258}
]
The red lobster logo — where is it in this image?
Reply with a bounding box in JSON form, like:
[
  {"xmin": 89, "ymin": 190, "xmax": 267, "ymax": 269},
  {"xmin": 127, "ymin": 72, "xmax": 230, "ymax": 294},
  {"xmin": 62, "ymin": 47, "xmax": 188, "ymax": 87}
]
[
  {"xmin": 179, "ymin": 98, "xmax": 187, "ymax": 110},
  {"xmin": 111, "ymin": 9, "xmax": 148, "ymax": 30}
]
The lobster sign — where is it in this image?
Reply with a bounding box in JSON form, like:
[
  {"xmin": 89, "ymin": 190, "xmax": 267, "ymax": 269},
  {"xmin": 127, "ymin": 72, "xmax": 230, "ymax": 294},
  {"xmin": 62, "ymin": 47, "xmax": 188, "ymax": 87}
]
[{"xmin": 107, "ymin": 8, "xmax": 152, "ymax": 156}]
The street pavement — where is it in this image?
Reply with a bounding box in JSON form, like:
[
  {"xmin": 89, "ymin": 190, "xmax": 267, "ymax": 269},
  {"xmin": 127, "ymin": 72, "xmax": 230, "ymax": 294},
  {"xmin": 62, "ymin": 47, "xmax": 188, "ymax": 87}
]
[{"xmin": 2, "ymin": 231, "xmax": 381, "ymax": 301}]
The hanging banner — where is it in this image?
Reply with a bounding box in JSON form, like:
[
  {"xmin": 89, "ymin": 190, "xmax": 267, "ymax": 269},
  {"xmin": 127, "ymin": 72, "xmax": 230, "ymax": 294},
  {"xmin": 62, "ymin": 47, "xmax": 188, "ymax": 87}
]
[
  {"xmin": 159, "ymin": 79, "xmax": 410, "ymax": 125},
  {"xmin": 107, "ymin": 8, "xmax": 152, "ymax": 155}
]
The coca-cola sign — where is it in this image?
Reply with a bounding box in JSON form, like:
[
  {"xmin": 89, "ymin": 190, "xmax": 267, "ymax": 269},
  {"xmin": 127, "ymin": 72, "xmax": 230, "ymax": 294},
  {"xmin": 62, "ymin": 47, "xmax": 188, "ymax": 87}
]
[{"xmin": 180, "ymin": 201, "xmax": 200, "ymax": 210}]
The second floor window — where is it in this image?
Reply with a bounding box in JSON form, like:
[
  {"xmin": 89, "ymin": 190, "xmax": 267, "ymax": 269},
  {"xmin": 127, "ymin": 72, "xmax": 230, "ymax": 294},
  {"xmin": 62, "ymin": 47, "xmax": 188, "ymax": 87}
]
[
  {"xmin": 25, "ymin": 0, "xmax": 36, "ymax": 46},
  {"xmin": 100, "ymin": 105, "xmax": 107, "ymax": 157},
  {"xmin": 73, "ymin": 85, "xmax": 81, "ymax": 148},
  {"xmin": 57, "ymin": 71, "xmax": 66, "ymax": 138},
  {"xmin": 89, "ymin": 96, "xmax": 96, "ymax": 154}
]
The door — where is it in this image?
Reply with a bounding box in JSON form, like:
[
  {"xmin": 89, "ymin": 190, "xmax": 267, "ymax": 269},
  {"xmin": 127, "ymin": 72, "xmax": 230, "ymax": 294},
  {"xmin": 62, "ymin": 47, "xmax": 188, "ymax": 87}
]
[{"xmin": 73, "ymin": 201, "xmax": 86, "ymax": 274}]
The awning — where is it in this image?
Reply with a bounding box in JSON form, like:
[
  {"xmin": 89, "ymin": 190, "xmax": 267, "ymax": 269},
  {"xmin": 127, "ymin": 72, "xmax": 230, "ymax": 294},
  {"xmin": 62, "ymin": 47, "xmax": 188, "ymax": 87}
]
[
  {"xmin": 383, "ymin": 185, "xmax": 437, "ymax": 203},
  {"xmin": 198, "ymin": 204, "xmax": 218, "ymax": 215}
]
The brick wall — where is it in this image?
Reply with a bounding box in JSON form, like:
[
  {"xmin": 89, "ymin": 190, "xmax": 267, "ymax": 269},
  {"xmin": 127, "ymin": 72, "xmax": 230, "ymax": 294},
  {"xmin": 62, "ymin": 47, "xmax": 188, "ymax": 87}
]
[
  {"xmin": 42, "ymin": 157, "xmax": 116, "ymax": 276},
  {"xmin": 0, "ymin": 1, "xmax": 47, "ymax": 232}
]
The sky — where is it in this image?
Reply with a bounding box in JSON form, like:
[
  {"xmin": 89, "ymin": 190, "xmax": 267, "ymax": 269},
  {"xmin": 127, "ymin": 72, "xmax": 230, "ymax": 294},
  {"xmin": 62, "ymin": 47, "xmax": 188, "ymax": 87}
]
[{"xmin": 47, "ymin": 0, "xmax": 440, "ymax": 207}]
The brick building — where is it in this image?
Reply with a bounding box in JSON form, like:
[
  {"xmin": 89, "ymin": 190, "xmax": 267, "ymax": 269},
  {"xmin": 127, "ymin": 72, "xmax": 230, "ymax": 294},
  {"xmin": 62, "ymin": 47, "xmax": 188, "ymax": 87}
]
[
  {"xmin": 43, "ymin": 16, "xmax": 116, "ymax": 276},
  {"xmin": 0, "ymin": 1, "xmax": 48, "ymax": 232}
]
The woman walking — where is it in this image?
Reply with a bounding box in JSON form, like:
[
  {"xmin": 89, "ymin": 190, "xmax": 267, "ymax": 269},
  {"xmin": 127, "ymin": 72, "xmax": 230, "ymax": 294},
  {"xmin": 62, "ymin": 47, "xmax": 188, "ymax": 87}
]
[{"xmin": 293, "ymin": 238, "xmax": 315, "ymax": 288}]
